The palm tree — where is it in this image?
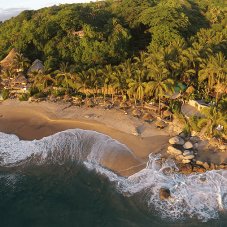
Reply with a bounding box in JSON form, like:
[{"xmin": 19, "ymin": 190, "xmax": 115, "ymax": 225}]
[
  {"xmin": 76, "ymin": 70, "xmax": 91, "ymax": 98},
  {"xmin": 127, "ymin": 68, "xmax": 147, "ymax": 105},
  {"xmin": 33, "ymin": 71, "xmax": 55, "ymax": 92},
  {"xmin": 146, "ymin": 62, "xmax": 174, "ymax": 114},
  {"xmin": 87, "ymin": 68, "xmax": 100, "ymax": 97},
  {"xmin": 13, "ymin": 52, "xmax": 30, "ymax": 73},
  {"xmin": 98, "ymin": 65, "xmax": 116, "ymax": 103},
  {"xmin": 2, "ymin": 66, "xmax": 15, "ymax": 79},
  {"xmin": 198, "ymin": 107, "xmax": 226, "ymax": 136},
  {"xmin": 199, "ymin": 52, "xmax": 227, "ymax": 96},
  {"xmin": 55, "ymin": 63, "xmax": 75, "ymax": 91}
]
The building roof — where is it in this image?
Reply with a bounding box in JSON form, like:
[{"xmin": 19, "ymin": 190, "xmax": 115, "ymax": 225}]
[
  {"xmin": 0, "ymin": 48, "xmax": 18, "ymax": 69},
  {"xmin": 27, "ymin": 59, "xmax": 44, "ymax": 74}
]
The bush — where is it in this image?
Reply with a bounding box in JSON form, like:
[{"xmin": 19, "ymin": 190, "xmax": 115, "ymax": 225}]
[
  {"xmin": 188, "ymin": 116, "xmax": 200, "ymax": 132},
  {"xmin": 19, "ymin": 93, "xmax": 29, "ymax": 101},
  {"xmin": 33, "ymin": 92, "xmax": 47, "ymax": 99},
  {"xmin": 29, "ymin": 87, "xmax": 39, "ymax": 96},
  {"xmin": 51, "ymin": 88, "xmax": 66, "ymax": 97},
  {"xmin": 1, "ymin": 89, "xmax": 9, "ymax": 100}
]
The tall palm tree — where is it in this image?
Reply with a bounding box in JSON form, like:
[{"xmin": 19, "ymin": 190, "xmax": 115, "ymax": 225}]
[
  {"xmin": 146, "ymin": 62, "xmax": 174, "ymax": 114},
  {"xmin": 76, "ymin": 70, "xmax": 91, "ymax": 98},
  {"xmin": 87, "ymin": 68, "xmax": 100, "ymax": 97},
  {"xmin": 98, "ymin": 64, "xmax": 116, "ymax": 103},
  {"xmin": 127, "ymin": 68, "xmax": 147, "ymax": 105},
  {"xmin": 55, "ymin": 62, "xmax": 75, "ymax": 91},
  {"xmin": 199, "ymin": 52, "xmax": 227, "ymax": 96},
  {"xmin": 13, "ymin": 52, "xmax": 30, "ymax": 73},
  {"xmin": 198, "ymin": 107, "xmax": 226, "ymax": 136},
  {"xmin": 33, "ymin": 71, "xmax": 55, "ymax": 92}
]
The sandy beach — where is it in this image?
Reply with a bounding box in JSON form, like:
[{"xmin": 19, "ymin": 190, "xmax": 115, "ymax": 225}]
[{"xmin": 0, "ymin": 100, "xmax": 170, "ymax": 176}]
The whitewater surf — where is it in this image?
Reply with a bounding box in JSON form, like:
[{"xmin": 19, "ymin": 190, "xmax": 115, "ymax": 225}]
[{"xmin": 0, "ymin": 129, "xmax": 227, "ymax": 225}]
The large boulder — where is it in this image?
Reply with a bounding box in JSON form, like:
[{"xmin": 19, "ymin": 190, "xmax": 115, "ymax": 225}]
[
  {"xmin": 182, "ymin": 159, "xmax": 191, "ymax": 164},
  {"xmin": 175, "ymin": 154, "xmax": 184, "ymax": 161},
  {"xmin": 159, "ymin": 188, "xmax": 171, "ymax": 200},
  {"xmin": 183, "ymin": 150, "xmax": 193, "ymax": 156},
  {"xmin": 169, "ymin": 136, "xmax": 184, "ymax": 145},
  {"xmin": 184, "ymin": 155, "xmax": 195, "ymax": 160},
  {"xmin": 183, "ymin": 141, "xmax": 193, "ymax": 149},
  {"xmin": 202, "ymin": 162, "xmax": 210, "ymax": 170},
  {"xmin": 167, "ymin": 146, "xmax": 182, "ymax": 156}
]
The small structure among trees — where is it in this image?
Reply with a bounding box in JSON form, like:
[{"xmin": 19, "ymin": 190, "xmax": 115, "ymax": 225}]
[{"xmin": 28, "ymin": 59, "xmax": 44, "ymax": 75}]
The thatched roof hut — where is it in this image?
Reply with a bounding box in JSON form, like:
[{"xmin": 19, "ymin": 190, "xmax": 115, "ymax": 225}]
[
  {"xmin": 155, "ymin": 120, "xmax": 166, "ymax": 129},
  {"xmin": 27, "ymin": 59, "xmax": 44, "ymax": 74},
  {"xmin": 72, "ymin": 97, "xmax": 83, "ymax": 106},
  {"xmin": 15, "ymin": 75, "xmax": 27, "ymax": 84},
  {"xmin": 132, "ymin": 109, "xmax": 142, "ymax": 118},
  {"xmin": 120, "ymin": 101, "xmax": 130, "ymax": 109},
  {"xmin": 144, "ymin": 103, "xmax": 159, "ymax": 112},
  {"xmin": 142, "ymin": 113, "xmax": 154, "ymax": 123},
  {"xmin": 86, "ymin": 99, "xmax": 95, "ymax": 107},
  {"xmin": 0, "ymin": 48, "xmax": 18, "ymax": 69},
  {"xmin": 163, "ymin": 110, "xmax": 173, "ymax": 117}
]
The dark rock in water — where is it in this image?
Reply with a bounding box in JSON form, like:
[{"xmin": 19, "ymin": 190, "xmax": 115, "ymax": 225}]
[
  {"xmin": 178, "ymin": 163, "xmax": 193, "ymax": 174},
  {"xmin": 159, "ymin": 188, "xmax": 171, "ymax": 200}
]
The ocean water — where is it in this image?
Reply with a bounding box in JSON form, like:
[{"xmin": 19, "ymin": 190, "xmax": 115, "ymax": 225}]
[{"xmin": 0, "ymin": 129, "xmax": 227, "ymax": 227}]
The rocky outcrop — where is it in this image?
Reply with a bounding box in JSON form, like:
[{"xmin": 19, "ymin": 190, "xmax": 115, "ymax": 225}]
[
  {"xmin": 167, "ymin": 146, "xmax": 182, "ymax": 156},
  {"xmin": 169, "ymin": 136, "xmax": 185, "ymax": 145},
  {"xmin": 159, "ymin": 188, "xmax": 171, "ymax": 200},
  {"xmin": 183, "ymin": 141, "xmax": 193, "ymax": 149}
]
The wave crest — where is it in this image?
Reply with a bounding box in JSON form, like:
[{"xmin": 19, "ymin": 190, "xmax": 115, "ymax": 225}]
[{"xmin": 1, "ymin": 130, "xmax": 227, "ymax": 222}]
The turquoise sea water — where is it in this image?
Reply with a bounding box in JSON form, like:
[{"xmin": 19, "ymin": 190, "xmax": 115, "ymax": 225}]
[{"xmin": 0, "ymin": 130, "xmax": 227, "ymax": 227}]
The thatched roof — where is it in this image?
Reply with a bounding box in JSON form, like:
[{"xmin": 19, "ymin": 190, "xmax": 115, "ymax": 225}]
[
  {"xmin": 0, "ymin": 48, "xmax": 18, "ymax": 69},
  {"xmin": 144, "ymin": 103, "xmax": 159, "ymax": 112},
  {"xmin": 86, "ymin": 99, "xmax": 95, "ymax": 107},
  {"xmin": 132, "ymin": 109, "xmax": 142, "ymax": 117},
  {"xmin": 120, "ymin": 102, "xmax": 130, "ymax": 109},
  {"xmin": 12, "ymin": 74, "xmax": 27, "ymax": 84},
  {"xmin": 142, "ymin": 113, "xmax": 154, "ymax": 122},
  {"xmin": 163, "ymin": 110, "xmax": 172, "ymax": 117},
  {"xmin": 28, "ymin": 59, "xmax": 44, "ymax": 74},
  {"xmin": 155, "ymin": 120, "xmax": 166, "ymax": 128}
]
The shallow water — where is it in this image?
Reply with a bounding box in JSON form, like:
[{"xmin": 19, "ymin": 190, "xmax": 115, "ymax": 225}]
[{"xmin": 0, "ymin": 130, "xmax": 227, "ymax": 226}]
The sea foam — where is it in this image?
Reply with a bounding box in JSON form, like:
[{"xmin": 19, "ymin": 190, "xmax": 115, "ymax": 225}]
[{"xmin": 0, "ymin": 130, "xmax": 227, "ymax": 222}]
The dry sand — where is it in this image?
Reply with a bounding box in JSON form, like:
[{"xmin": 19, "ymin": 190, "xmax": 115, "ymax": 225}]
[{"xmin": 0, "ymin": 100, "xmax": 170, "ymax": 176}]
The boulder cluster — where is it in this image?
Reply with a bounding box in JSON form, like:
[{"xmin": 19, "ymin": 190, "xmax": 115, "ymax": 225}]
[
  {"xmin": 167, "ymin": 134, "xmax": 195, "ymax": 165},
  {"xmin": 166, "ymin": 133, "xmax": 227, "ymax": 174}
]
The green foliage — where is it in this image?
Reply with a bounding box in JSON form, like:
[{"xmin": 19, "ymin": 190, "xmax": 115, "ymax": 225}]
[
  {"xmin": 0, "ymin": 0, "xmax": 226, "ymax": 140},
  {"xmin": 33, "ymin": 92, "xmax": 47, "ymax": 99},
  {"xmin": 19, "ymin": 93, "xmax": 30, "ymax": 101},
  {"xmin": 1, "ymin": 89, "xmax": 9, "ymax": 100}
]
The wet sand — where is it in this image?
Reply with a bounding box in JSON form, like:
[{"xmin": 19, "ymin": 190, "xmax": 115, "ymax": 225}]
[{"xmin": 0, "ymin": 100, "xmax": 170, "ymax": 176}]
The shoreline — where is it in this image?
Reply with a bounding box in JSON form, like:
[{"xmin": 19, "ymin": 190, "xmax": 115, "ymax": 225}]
[
  {"xmin": 0, "ymin": 100, "xmax": 170, "ymax": 176},
  {"xmin": 0, "ymin": 100, "xmax": 226, "ymax": 176}
]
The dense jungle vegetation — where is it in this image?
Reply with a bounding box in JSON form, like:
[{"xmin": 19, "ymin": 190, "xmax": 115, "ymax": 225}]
[{"xmin": 0, "ymin": 0, "xmax": 226, "ymax": 137}]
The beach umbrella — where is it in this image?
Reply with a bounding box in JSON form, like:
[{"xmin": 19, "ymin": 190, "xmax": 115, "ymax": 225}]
[
  {"xmin": 132, "ymin": 109, "xmax": 142, "ymax": 118},
  {"xmin": 142, "ymin": 113, "xmax": 154, "ymax": 123},
  {"xmin": 72, "ymin": 97, "xmax": 83, "ymax": 106},
  {"xmin": 86, "ymin": 99, "xmax": 95, "ymax": 107},
  {"xmin": 163, "ymin": 110, "xmax": 172, "ymax": 117},
  {"xmin": 120, "ymin": 102, "xmax": 129, "ymax": 109},
  {"xmin": 155, "ymin": 120, "xmax": 166, "ymax": 129},
  {"xmin": 63, "ymin": 94, "xmax": 72, "ymax": 102}
]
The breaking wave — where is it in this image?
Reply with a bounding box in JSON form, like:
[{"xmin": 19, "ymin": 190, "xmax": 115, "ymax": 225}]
[{"xmin": 0, "ymin": 130, "xmax": 227, "ymax": 222}]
